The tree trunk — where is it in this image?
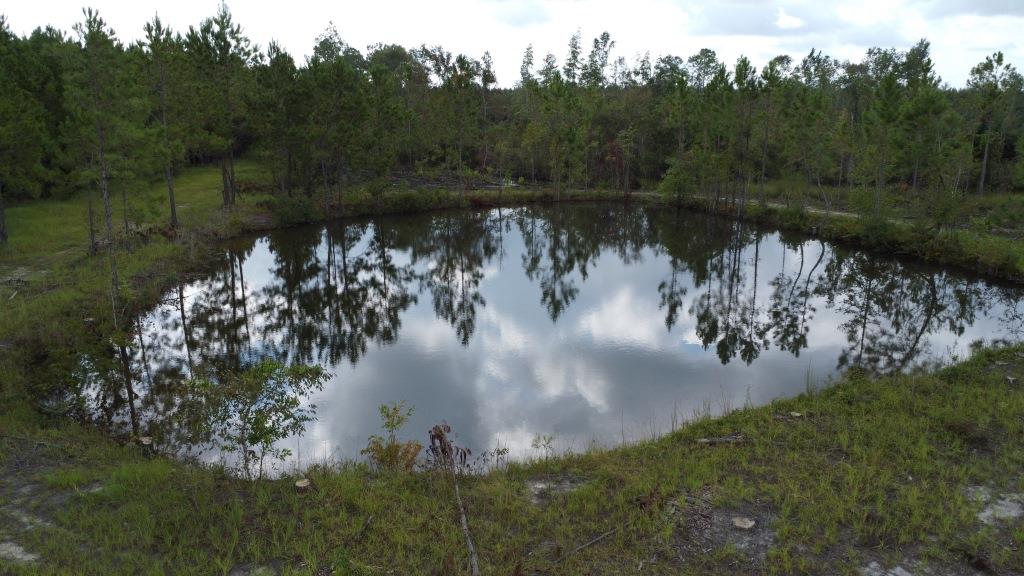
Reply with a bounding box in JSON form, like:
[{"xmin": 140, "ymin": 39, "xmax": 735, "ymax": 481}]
[
  {"xmin": 157, "ymin": 58, "xmax": 178, "ymax": 228},
  {"xmin": 978, "ymin": 133, "xmax": 990, "ymax": 195},
  {"xmin": 228, "ymin": 149, "xmax": 237, "ymax": 203},
  {"xmin": 221, "ymin": 158, "xmax": 231, "ymax": 206},
  {"xmin": 97, "ymin": 123, "xmax": 121, "ymax": 320},
  {"xmin": 321, "ymin": 159, "xmax": 331, "ymax": 215},
  {"xmin": 121, "ymin": 186, "xmax": 130, "ymax": 246},
  {"xmin": 451, "ymin": 465, "xmax": 480, "ymax": 576},
  {"xmin": 136, "ymin": 316, "xmax": 153, "ymax": 389},
  {"xmin": 165, "ymin": 165, "xmax": 178, "ymax": 227},
  {"xmin": 87, "ymin": 189, "xmax": 97, "ymax": 254},
  {"xmin": 759, "ymin": 99, "xmax": 771, "ymax": 206},
  {"xmin": 178, "ymin": 284, "xmax": 194, "ymax": 376},
  {"xmin": 84, "ymin": 36, "xmax": 116, "ymax": 308},
  {"xmin": 119, "ymin": 343, "xmax": 139, "ymax": 437},
  {"xmin": 623, "ymin": 159, "xmax": 630, "ymax": 199},
  {"xmin": 221, "ymin": 55, "xmax": 237, "ymax": 207},
  {"xmin": 0, "ymin": 182, "xmax": 7, "ymax": 244},
  {"xmin": 285, "ymin": 149, "xmax": 293, "ymax": 196},
  {"xmin": 912, "ymin": 155, "xmax": 920, "ymax": 194}
]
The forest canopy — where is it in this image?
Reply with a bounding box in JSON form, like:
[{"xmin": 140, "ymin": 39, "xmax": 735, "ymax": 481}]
[{"xmin": 1, "ymin": 4, "xmax": 1022, "ymax": 234}]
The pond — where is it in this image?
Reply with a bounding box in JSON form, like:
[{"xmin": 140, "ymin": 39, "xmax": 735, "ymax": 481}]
[{"xmin": 114, "ymin": 204, "xmax": 1023, "ymax": 470}]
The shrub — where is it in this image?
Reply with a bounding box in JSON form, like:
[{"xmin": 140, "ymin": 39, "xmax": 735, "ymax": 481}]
[
  {"xmin": 268, "ymin": 195, "xmax": 319, "ymax": 226},
  {"xmin": 778, "ymin": 204, "xmax": 808, "ymax": 229},
  {"xmin": 180, "ymin": 361, "xmax": 329, "ymax": 480},
  {"xmin": 361, "ymin": 401, "xmax": 422, "ymax": 472}
]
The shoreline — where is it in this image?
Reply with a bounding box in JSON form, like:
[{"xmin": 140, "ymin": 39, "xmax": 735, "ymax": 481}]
[
  {"xmin": 1, "ymin": 344, "xmax": 1021, "ymax": 573},
  {"xmin": 1, "ymin": 166, "xmax": 1023, "ymax": 573}
]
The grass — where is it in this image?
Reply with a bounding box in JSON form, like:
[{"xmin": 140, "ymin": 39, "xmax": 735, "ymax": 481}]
[
  {"xmin": 1, "ymin": 164, "xmax": 1023, "ymax": 573},
  {"xmin": 0, "ymin": 167, "xmax": 637, "ymax": 405},
  {"xmin": 756, "ymin": 179, "xmax": 1024, "ymax": 237},
  {"xmin": 662, "ymin": 187, "xmax": 1024, "ymax": 282},
  {"xmin": 0, "ymin": 162, "xmax": 269, "ymax": 268},
  {"xmin": 0, "ymin": 161, "xmax": 275, "ymax": 405},
  {"xmin": 1, "ymin": 345, "xmax": 1022, "ymax": 574}
]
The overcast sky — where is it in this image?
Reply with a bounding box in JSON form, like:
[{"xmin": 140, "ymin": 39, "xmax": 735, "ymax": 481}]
[{"xmin": 4, "ymin": 0, "xmax": 1024, "ymax": 87}]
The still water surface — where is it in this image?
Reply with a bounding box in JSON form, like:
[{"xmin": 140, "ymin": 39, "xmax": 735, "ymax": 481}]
[{"xmin": 130, "ymin": 205, "xmax": 1023, "ymax": 466}]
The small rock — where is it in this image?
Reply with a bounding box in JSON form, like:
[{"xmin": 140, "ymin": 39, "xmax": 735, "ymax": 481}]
[
  {"xmin": 789, "ymin": 412, "xmax": 803, "ymax": 418},
  {"xmin": 0, "ymin": 541, "xmax": 39, "ymax": 564},
  {"xmin": 964, "ymin": 485, "xmax": 992, "ymax": 503},
  {"xmin": 978, "ymin": 494, "xmax": 1024, "ymax": 525},
  {"xmin": 1007, "ymin": 376, "xmax": 1018, "ymax": 385},
  {"xmin": 861, "ymin": 561, "xmax": 913, "ymax": 576},
  {"xmin": 9, "ymin": 509, "xmax": 54, "ymax": 530},
  {"xmin": 526, "ymin": 476, "xmax": 583, "ymax": 505},
  {"xmin": 695, "ymin": 433, "xmax": 745, "ymax": 446},
  {"xmin": 731, "ymin": 516, "xmax": 756, "ymax": 530},
  {"xmin": 228, "ymin": 564, "xmax": 276, "ymax": 576},
  {"xmin": 294, "ymin": 478, "xmax": 312, "ymax": 493},
  {"xmin": 82, "ymin": 482, "xmax": 105, "ymax": 494},
  {"xmin": 138, "ymin": 436, "xmax": 153, "ymax": 446}
]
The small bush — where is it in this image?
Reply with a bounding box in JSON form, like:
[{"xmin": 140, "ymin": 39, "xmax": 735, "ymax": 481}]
[
  {"xmin": 268, "ymin": 195, "xmax": 319, "ymax": 226},
  {"xmin": 180, "ymin": 361, "xmax": 329, "ymax": 480},
  {"xmin": 361, "ymin": 401, "xmax": 422, "ymax": 472},
  {"xmin": 778, "ymin": 205, "xmax": 808, "ymax": 229}
]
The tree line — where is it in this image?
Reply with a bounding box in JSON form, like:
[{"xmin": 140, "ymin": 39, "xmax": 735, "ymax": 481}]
[{"xmin": 2, "ymin": 4, "xmax": 1024, "ymax": 245}]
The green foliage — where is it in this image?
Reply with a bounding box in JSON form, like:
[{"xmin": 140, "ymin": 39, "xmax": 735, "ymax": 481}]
[
  {"xmin": 332, "ymin": 549, "xmax": 372, "ymax": 576},
  {"xmin": 180, "ymin": 360, "xmax": 329, "ymax": 480},
  {"xmin": 361, "ymin": 401, "xmax": 423, "ymax": 472},
  {"xmin": 1016, "ymin": 135, "xmax": 1024, "ymax": 189},
  {"xmin": 656, "ymin": 156, "xmax": 694, "ymax": 202},
  {"xmin": 530, "ymin": 433, "xmax": 555, "ymax": 459},
  {"xmin": 3, "ymin": 344, "xmax": 1023, "ymax": 574},
  {"xmin": 0, "ymin": 10, "xmax": 1022, "ymax": 228},
  {"xmin": 849, "ymin": 185, "xmax": 892, "ymax": 222},
  {"xmin": 264, "ymin": 195, "xmax": 318, "ymax": 226},
  {"xmin": 778, "ymin": 204, "xmax": 808, "ymax": 229}
]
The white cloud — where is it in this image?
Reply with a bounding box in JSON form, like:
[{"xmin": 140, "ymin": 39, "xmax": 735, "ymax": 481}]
[
  {"xmin": 531, "ymin": 354, "xmax": 612, "ymax": 412},
  {"xmin": 776, "ymin": 7, "xmax": 805, "ymax": 30},
  {"xmin": 577, "ymin": 286, "xmax": 665, "ymax": 348}
]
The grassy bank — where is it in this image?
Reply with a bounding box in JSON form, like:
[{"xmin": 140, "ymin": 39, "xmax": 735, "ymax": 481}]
[
  {"xmin": 0, "ymin": 164, "xmax": 633, "ymax": 407},
  {"xmin": 2, "ymin": 165, "xmax": 1024, "ymax": 574},
  {"xmin": 659, "ymin": 192, "xmax": 1024, "ymax": 284},
  {"xmin": 2, "ymin": 345, "xmax": 1022, "ymax": 574},
  {"xmin": 2, "ymin": 164, "xmax": 1022, "ymax": 370}
]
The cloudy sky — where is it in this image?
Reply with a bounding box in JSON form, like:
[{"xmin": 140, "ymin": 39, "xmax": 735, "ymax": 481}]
[{"xmin": 4, "ymin": 0, "xmax": 1024, "ymax": 87}]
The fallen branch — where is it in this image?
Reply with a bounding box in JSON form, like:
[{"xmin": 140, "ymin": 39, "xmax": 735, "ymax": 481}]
[
  {"xmin": 354, "ymin": 515, "xmax": 374, "ymax": 542},
  {"xmin": 556, "ymin": 526, "xmax": 620, "ymax": 563},
  {"xmin": 429, "ymin": 423, "xmax": 480, "ymax": 576},
  {"xmin": 451, "ymin": 470, "xmax": 480, "ymax": 576},
  {"xmin": 694, "ymin": 433, "xmax": 745, "ymax": 446}
]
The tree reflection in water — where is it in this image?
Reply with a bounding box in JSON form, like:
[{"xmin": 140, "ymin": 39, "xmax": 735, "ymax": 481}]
[{"xmin": 72, "ymin": 205, "xmax": 1023, "ymax": 460}]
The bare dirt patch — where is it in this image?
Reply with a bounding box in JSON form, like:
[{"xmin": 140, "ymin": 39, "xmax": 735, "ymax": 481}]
[
  {"xmin": 0, "ymin": 541, "xmax": 39, "ymax": 564},
  {"xmin": 525, "ymin": 475, "xmax": 585, "ymax": 505},
  {"xmin": 672, "ymin": 486, "xmax": 775, "ymax": 568}
]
